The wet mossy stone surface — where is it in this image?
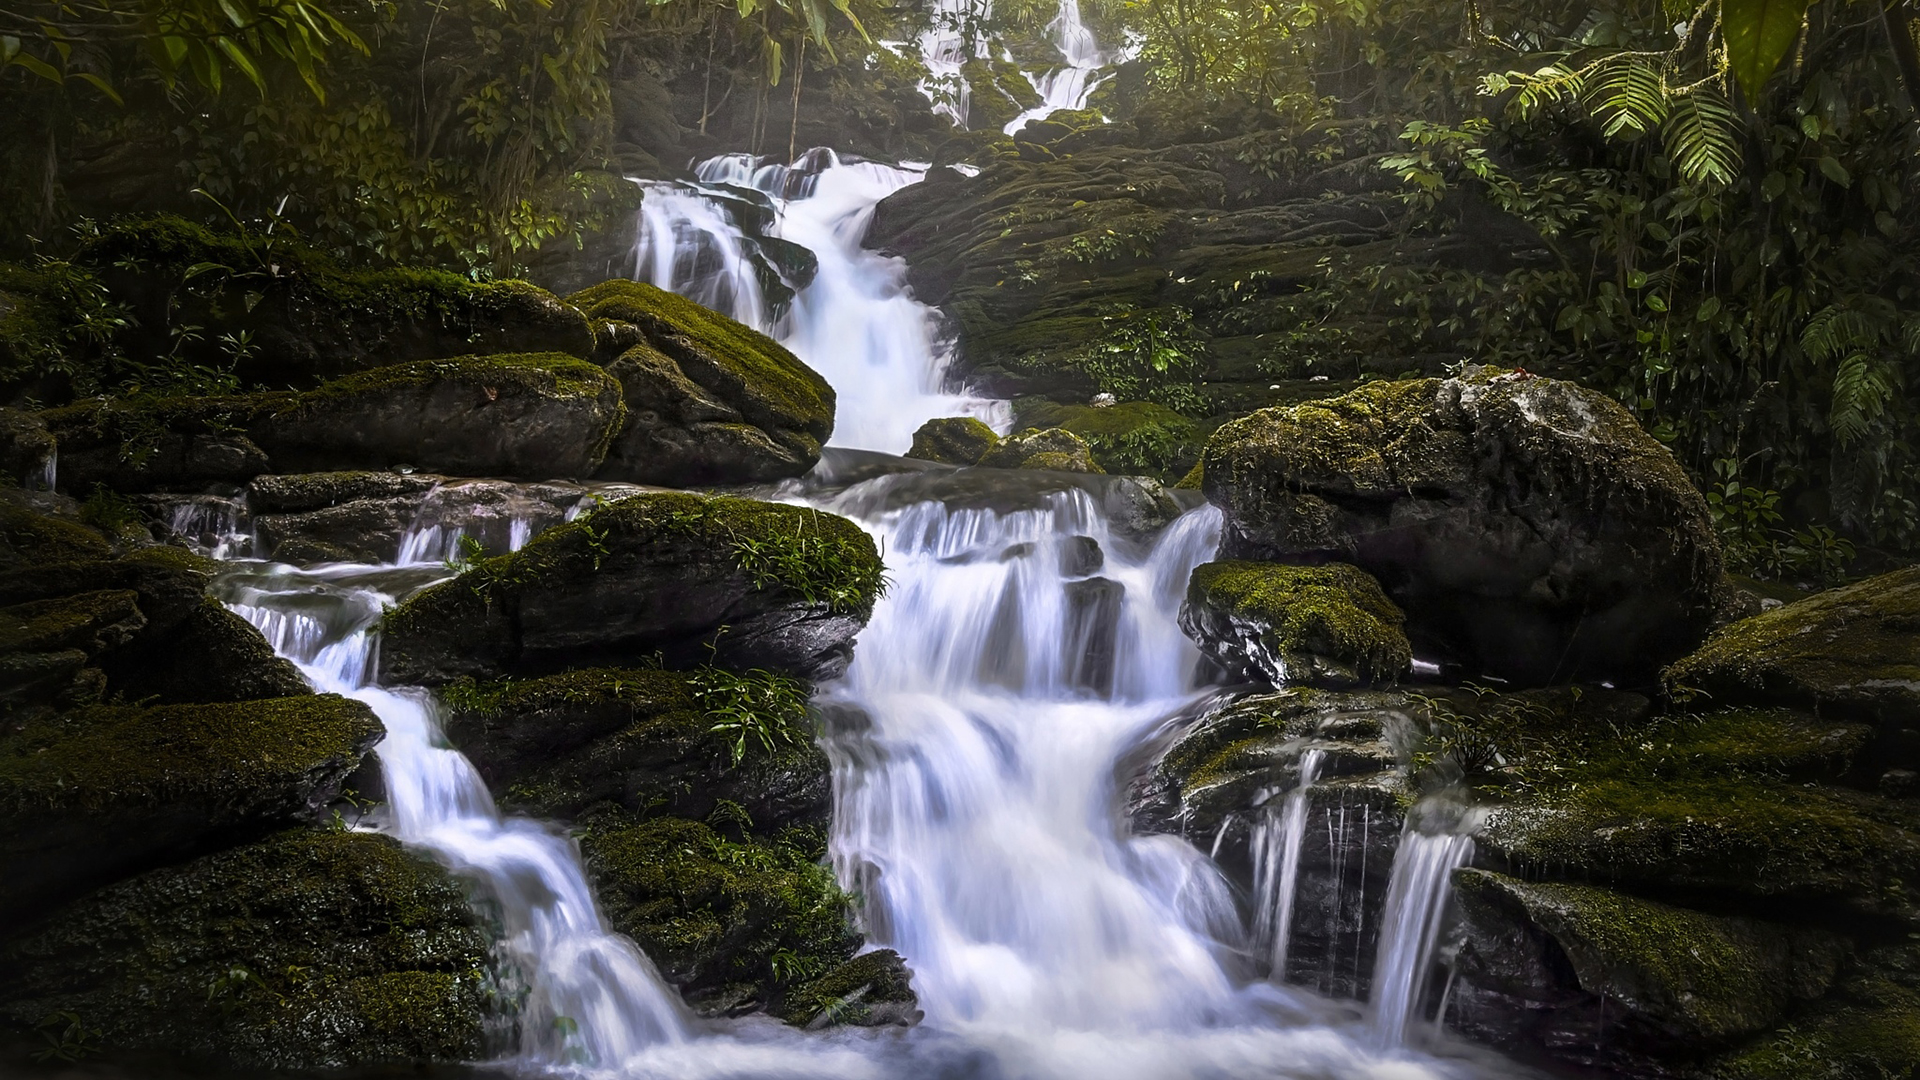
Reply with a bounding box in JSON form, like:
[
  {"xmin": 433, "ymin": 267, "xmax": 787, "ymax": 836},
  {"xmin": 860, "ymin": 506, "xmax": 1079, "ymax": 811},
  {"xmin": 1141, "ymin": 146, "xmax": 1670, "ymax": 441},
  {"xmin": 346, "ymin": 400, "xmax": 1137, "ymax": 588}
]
[
  {"xmin": 1011, "ymin": 397, "xmax": 1206, "ymax": 482},
  {"xmin": 0, "ymin": 694, "xmax": 381, "ymax": 921},
  {"xmin": 977, "ymin": 427, "xmax": 1105, "ymax": 473},
  {"xmin": 443, "ymin": 667, "xmax": 830, "ymax": 830},
  {"xmin": 42, "ymin": 352, "xmax": 626, "ymax": 492},
  {"xmin": 1450, "ymin": 870, "xmax": 1846, "ymax": 1050},
  {"xmin": 378, "ymin": 491, "xmax": 883, "ymax": 685},
  {"xmin": 0, "ymin": 828, "xmax": 491, "ymax": 1069},
  {"xmin": 578, "ymin": 810, "xmax": 871, "ymax": 1020},
  {"xmin": 569, "ymin": 280, "xmax": 834, "ymax": 485},
  {"xmin": 61, "ymin": 214, "xmax": 593, "ymax": 390},
  {"xmin": 97, "ymin": 596, "xmax": 307, "ymax": 704},
  {"xmin": 1712, "ymin": 945, "xmax": 1920, "ymax": 1080},
  {"xmin": 1664, "ymin": 566, "xmax": 1920, "ymax": 773},
  {"xmin": 779, "ymin": 949, "xmax": 921, "ymax": 1029},
  {"xmin": 905, "ymin": 415, "xmax": 1001, "ymax": 465},
  {"xmin": 1201, "ymin": 367, "xmax": 1725, "ymax": 687},
  {"xmin": 1180, "ymin": 559, "xmax": 1411, "ymax": 688}
]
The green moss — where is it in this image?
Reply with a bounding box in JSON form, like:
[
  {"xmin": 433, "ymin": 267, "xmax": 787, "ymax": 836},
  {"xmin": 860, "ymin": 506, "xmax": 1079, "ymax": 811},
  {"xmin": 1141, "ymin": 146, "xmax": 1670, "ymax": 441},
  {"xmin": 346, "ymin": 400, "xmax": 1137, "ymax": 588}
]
[
  {"xmin": 1717, "ymin": 968, "xmax": 1920, "ymax": 1080},
  {"xmin": 906, "ymin": 416, "xmax": 1001, "ymax": 465},
  {"xmin": 579, "ymin": 812, "xmax": 859, "ymax": 1013},
  {"xmin": 0, "ymin": 828, "xmax": 490, "ymax": 1069},
  {"xmin": 1187, "ymin": 559, "xmax": 1411, "ymax": 683},
  {"xmin": 0, "ymin": 695, "xmax": 378, "ymax": 815},
  {"xmin": 569, "ymin": 280, "xmax": 833, "ymax": 440},
  {"xmin": 0, "ymin": 500, "xmax": 111, "ymax": 565},
  {"xmin": 1174, "ymin": 458, "xmax": 1204, "ymax": 489},
  {"xmin": 304, "ymin": 350, "xmax": 615, "ymax": 404},
  {"xmin": 1012, "ymin": 398, "xmax": 1207, "ymax": 481},
  {"xmin": 0, "ymin": 589, "xmax": 141, "ymax": 654},
  {"xmin": 778, "ymin": 949, "xmax": 917, "ymax": 1027},
  {"xmin": 1455, "ymin": 870, "xmax": 1843, "ymax": 1041},
  {"xmin": 977, "ymin": 427, "xmax": 1105, "ymax": 473}
]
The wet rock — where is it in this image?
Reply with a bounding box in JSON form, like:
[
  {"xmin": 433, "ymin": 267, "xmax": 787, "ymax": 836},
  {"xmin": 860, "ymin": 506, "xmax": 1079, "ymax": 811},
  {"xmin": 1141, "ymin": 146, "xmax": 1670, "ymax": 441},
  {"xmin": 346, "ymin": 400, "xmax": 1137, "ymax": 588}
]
[
  {"xmin": 1451, "ymin": 871, "xmax": 1846, "ymax": 1056},
  {"xmin": 1180, "ymin": 560, "xmax": 1411, "ymax": 688},
  {"xmin": 1202, "ymin": 368, "xmax": 1724, "ymax": 686},
  {"xmin": 378, "ymin": 492, "xmax": 883, "ymax": 684},
  {"xmin": 570, "ymin": 281, "xmax": 835, "ymax": 485},
  {"xmin": 1064, "ymin": 576, "xmax": 1124, "ymax": 694},
  {"xmin": 0, "ymin": 829, "xmax": 490, "ymax": 1069},
  {"xmin": 1011, "ymin": 397, "xmax": 1206, "ymax": 483},
  {"xmin": 443, "ymin": 667, "xmax": 829, "ymax": 830},
  {"xmin": 1709, "ymin": 944, "xmax": 1920, "ymax": 1080},
  {"xmin": 1664, "ymin": 566, "xmax": 1920, "ymax": 773},
  {"xmin": 906, "ymin": 415, "xmax": 1001, "ymax": 465},
  {"xmin": 978, "ymin": 427, "xmax": 1104, "ymax": 473},
  {"xmin": 42, "ymin": 353, "xmax": 627, "ymax": 492},
  {"xmin": 0, "ymin": 694, "xmax": 381, "ymax": 921},
  {"xmin": 248, "ymin": 475, "xmax": 595, "ymax": 565},
  {"xmin": 0, "ymin": 408, "xmax": 54, "ymax": 486},
  {"xmin": 99, "ymin": 597, "xmax": 307, "ymax": 703},
  {"xmin": 781, "ymin": 949, "xmax": 921, "ymax": 1029},
  {"xmin": 578, "ymin": 811, "xmax": 861, "ymax": 1018},
  {"xmin": 1059, "ymin": 534, "xmax": 1104, "ymax": 577},
  {"xmin": 247, "ymin": 470, "xmax": 442, "ymax": 513}
]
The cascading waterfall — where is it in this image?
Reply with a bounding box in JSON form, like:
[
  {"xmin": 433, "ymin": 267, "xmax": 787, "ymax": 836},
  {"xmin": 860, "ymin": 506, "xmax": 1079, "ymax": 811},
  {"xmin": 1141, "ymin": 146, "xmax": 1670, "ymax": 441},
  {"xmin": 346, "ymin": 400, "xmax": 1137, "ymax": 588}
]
[
  {"xmin": 1249, "ymin": 749, "xmax": 1325, "ymax": 982},
  {"xmin": 631, "ymin": 153, "xmax": 1003, "ymax": 452},
  {"xmin": 1368, "ymin": 824, "xmax": 1479, "ymax": 1046},
  {"xmin": 1002, "ymin": 0, "xmax": 1108, "ymax": 134}
]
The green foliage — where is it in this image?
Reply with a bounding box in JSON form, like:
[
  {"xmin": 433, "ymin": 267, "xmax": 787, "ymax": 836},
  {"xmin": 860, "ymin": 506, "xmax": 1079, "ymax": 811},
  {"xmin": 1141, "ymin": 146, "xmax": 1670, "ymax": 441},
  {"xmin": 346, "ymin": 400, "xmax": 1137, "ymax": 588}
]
[
  {"xmin": 717, "ymin": 507, "xmax": 888, "ymax": 615},
  {"xmin": 31, "ymin": 1010, "xmax": 101, "ymax": 1063},
  {"xmin": 77, "ymin": 485, "xmax": 143, "ymax": 535},
  {"xmin": 1073, "ymin": 305, "xmax": 1207, "ymax": 414},
  {"xmin": 1721, "ymin": 0, "xmax": 1815, "ymax": 106},
  {"xmin": 689, "ymin": 666, "xmax": 814, "ymax": 766}
]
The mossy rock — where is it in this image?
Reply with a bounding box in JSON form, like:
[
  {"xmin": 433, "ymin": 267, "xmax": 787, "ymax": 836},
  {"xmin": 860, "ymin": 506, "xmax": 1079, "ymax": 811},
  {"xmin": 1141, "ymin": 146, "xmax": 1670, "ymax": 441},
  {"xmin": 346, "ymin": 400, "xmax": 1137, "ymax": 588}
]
[
  {"xmin": 1011, "ymin": 398, "xmax": 1206, "ymax": 482},
  {"xmin": 379, "ymin": 492, "xmax": 883, "ymax": 685},
  {"xmin": 905, "ymin": 415, "xmax": 1001, "ymax": 465},
  {"xmin": 1181, "ymin": 560, "xmax": 1411, "ymax": 687},
  {"xmin": 246, "ymin": 470, "xmax": 442, "ymax": 513},
  {"xmin": 1451, "ymin": 870, "xmax": 1846, "ymax": 1048},
  {"xmin": 977, "ymin": 427, "xmax": 1104, "ymax": 473},
  {"xmin": 0, "ymin": 829, "xmax": 490, "ymax": 1070},
  {"xmin": 578, "ymin": 811, "xmax": 861, "ymax": 1017},
  {"xmin": 0, "ymin": 408, "xmax": 54, "ymax": 485},
  {"xmin": 569, "ymin": 281, "xmax": 834, "ymax": 485},
  {"xmin": 99, "ymin": 596, "xmax": 307, "ymax": 704},
  {"xmin": 36, "ymin": 214, "xmax": 595, "ymax": 396},
  {"xmin": 1714, "ymin": 949, "xmax": 1920, "ymax": 1080},
  {"xmin": 0, "ymin": 694, "xmax": 381, "ymax": 920},
  {"xmin": 1664, "ymin": 566, "xmax": 1920, "ymax": 775},
  {"xmin": 0, "ymin": 497, "xmax": 111, "ymax": 565},
  {"xmin": 1201, "ymin": 367, "xmax": 1725, "ymax": 687},
  {"xmin": 443, "ymin": 666, "xmax": 829, "ymax": 830},
  {"xmin": 779, "ymin": 949, "xmax": 920, "ymax": 1028},
  {"xmin": 42, "ymin": 352, "xmax": 626, "ymax": 491}
]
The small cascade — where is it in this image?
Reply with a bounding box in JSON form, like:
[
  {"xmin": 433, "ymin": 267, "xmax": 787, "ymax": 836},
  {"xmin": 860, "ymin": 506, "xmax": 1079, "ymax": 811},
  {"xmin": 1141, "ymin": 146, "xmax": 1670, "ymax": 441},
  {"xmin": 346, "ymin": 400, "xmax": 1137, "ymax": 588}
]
[
  {"xmin": 1369, "ymin": 822, "xmax": 1478, "ymax": 1046},
  {"xmin": 166, "ymin": 494, "xmax": 251, "ymax": 559},
  {"xmin": 915, "ymin": 0, "xmax": 991, "ymax": 125},
  {"xmin": 1249, "ymin": 749, "xmax": 1325, "ymax": 982},
  {"xmin": 223, "ymin": 562, "xmax": 690, "ymax": 1069},
  {"xmin": 630, "ymin": 152, "xmax": 1003, "ymax": 452},
  {"xmin": 1002, "ymin": 0, "xmax": 1109, "ymax": 134}
]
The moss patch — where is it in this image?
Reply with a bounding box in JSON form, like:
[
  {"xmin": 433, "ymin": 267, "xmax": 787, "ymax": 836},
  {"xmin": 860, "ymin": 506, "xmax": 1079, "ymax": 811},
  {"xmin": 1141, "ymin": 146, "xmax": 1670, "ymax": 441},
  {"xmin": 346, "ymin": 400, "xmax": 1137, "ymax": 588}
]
[
  {"xmin": 0, "ymin": 829, "xmax": 490, "ymax": 1069},
  {"xmin": 906, "ymin": 416, "xmax": 1000, "ymax": 465},
  {"xmin": 1012, "ymin": 397, "xmax": 1207, "ymax": 482},
  {"xmin": 977, "ymin": 427, "xmax": 1104, "ymax": 473},
  {"xmin": 1186, "ymin": 559, "xmax": 1411, "ymax": 685}
]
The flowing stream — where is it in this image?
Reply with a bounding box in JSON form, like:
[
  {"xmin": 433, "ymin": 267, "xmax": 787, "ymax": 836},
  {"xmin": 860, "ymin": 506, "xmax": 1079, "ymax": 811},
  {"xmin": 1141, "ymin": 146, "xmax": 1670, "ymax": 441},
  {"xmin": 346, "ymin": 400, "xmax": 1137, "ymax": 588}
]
[{"xmin": 197, "ymin": 143, "xmax": 1515, "ymax": 1078}]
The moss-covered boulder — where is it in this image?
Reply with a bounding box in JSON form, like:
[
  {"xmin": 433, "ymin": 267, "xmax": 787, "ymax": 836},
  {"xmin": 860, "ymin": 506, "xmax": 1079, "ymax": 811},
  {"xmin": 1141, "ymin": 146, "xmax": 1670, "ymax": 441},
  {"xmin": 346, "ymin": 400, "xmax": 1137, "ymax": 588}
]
[
  {"xmin": 1202, "ymin": 367, "xmax": 1724, "ymax": 686},
  {"xmin": 1011, "ymin": 398, "xmax": 1206, "ymax": 482},
  {"xmin": 65, "ymin": 215, "xmax": 593, "ymax": 390},
  {"xmin": 444, "ymin": 667, "xmax": 829, "ymax": 829},
  {"xmin": 1713, "ymin": 947, "xmax": 1920, "ymax": 1080},
  {"xmin": 98, "ymin": 597, "xmax": 307, "ymax": 703},
  {"xmin": 43, "ymin": 353, "xmax": 626, "ymax": 491},
  {"xmin": 379, "ymin": 492, "xmax": 883, "ymax": 685},
  {"xmin": 579, "ymin": 811, "xmax": 871, "ymax": 1018},
  {"xmin": 779, "ymin": 949, "xmax": 921, "ymax": 1028},
  {"xmin": 977, "ymin": 427, "xmax": 1104, "ymax": 473},
  {"xmin": 1451, "ymin": 871, "xmax": 1846, "ymax": 1052},
  {"xmin": 1180, "ymin": 560, "xmax": 1411, "ymax": 687},
  {"xmin": 569, "ymin": 281, "xmax": 834, "ymax": 485},
  {"xmin": 1664, "ymin": 566, "xmax": 1920, "ymax": 775},
  {"xmin": 0, "ymin": 829, "xmax": 490, "ymax": 1069},
  {"xmin": 905, "ymin": 415, "xmax": 1001, "ymax": 465},
  {"xmin": 0, "ymin": 694, "xmax": 380, "ymax": 920}
]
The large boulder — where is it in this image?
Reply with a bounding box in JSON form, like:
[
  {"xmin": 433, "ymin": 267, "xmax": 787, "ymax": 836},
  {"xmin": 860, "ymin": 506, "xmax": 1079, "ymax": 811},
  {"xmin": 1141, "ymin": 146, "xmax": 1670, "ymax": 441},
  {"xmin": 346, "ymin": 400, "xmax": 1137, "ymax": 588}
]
[
  {"xmin": 1201, "ymin": 368, "xmax": 1724, "ymax": 686},
  {"xmin": 378, "ymin": 492, "xmax": 883, "ymax": 684},
  {"xmin": 42, "ymin": 353, "xmax": 626, "ymax": 492},
  {"xmin": 1664, "ymin": 567, "xmax": 1920, "ymax": 775},
  {"xmin": 569, "ymin": 281, "xmax": 835, "ymax": 485},
  {"xmin": 906, "ymin": 415, "xmax": 1001, "ymax": 465},
  {"xmin": 1451, "ymin": 871, "xmax": 1846, "ymax": 1053},
  {"xmin": 443, "ymin": 666, "xmax": 830, "ymax": 829},
  {"xmin": 243, "ymin": 472, "xmax": 598, "ymax": 564},
  {"xmin": 1181, "ymin": 560, "xmax": 1411, "ymax": 687},
  {"xmin": 0, "ymin": 829, "xmax": 491, "ymax": 1069},
  {"xmin": 977, "ymin": 427, "xmax": 1104, "ymax": 473},
  {"xmin": 0, "ymin": 694, "xmax": 381, "ymax": 920}
]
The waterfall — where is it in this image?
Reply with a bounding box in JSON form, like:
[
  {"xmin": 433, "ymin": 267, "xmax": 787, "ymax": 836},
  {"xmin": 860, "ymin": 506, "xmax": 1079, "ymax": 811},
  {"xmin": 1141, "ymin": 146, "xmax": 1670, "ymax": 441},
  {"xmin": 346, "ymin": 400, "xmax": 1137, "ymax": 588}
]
[
  {"xmin": 631, "ymin": 153, "xmax": 1004, "ymax": 453},
  {"xmin": 1369, "ymin": 826, "xmax": 1477, "ymax": 1046},
  {"xmin": 224, "ymin": 565, "xmax": 690, "ymax": 1069},
  {"xmin": 1249, "ymin": 749, "xmax": 1325, "ymax": 982},
  {"xmin": 1002, "ymin": 0, "xmax": 1108, "ymax": 134}
]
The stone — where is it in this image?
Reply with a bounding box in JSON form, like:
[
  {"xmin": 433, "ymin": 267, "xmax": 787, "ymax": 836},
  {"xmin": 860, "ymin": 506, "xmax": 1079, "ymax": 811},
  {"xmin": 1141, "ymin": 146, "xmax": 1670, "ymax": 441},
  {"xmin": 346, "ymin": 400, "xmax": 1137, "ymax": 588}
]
[
  {"xmin": 0, "ymin": 694, "xmax": 381, "ymax": 920},
  {"xmin": 99, "ymin": 597, "xmax": 308, "ymax": 704},
  {"xmin": 781, "ymin": 949, "xmax": 921, "ymax": 1029},
  {"xmin": 0, "ymin": 829, "xmax": 490, "ymax": 1069},
  {"xmin": 378, "ymin": 492, "xmax": 884, "ymax": 685},
  {"xmin": 0, "ymin": 408, "xmax": 54, "ymax": 487},
  {"xmin": 1201, "ymin": 368, "xmax": 1724, "ymax": 686},
  {"xmin": 1452, "ymin": 871, "xmax": 1846, "ymax": 1053},
  {"xmin": 1664, "ymin": 566, "xmax": 1920, "ymax": 771},
  {"xmin": 569, "ymin": 281, "xmax": 835, "ymax": 485},
  {"xmin": 1180, "ymin": 560, "xmax": 1411, "ymax": 688},
  {"xmin": 906, "ymin": 416, "xmax": 1001, "ymax": 465},
  {"xmin": 978, "ymin": 427, "xmax": 1105, "ymax": 473}
]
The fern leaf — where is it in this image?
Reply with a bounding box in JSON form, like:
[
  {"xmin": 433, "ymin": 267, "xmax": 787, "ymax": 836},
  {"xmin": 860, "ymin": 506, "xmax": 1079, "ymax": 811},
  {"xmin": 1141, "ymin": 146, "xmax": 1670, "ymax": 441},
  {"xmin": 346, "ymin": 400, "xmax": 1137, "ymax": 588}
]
[
  {"xmin": 1663, "ymin": 87, "xmax": 1742, "ymax": 187},
  {"xmin": 1584, "ymin": 55, "xmax": 1669, "ymax": 140},
  {"xmin": 1830, "ymin": 354, "xmax": 1893, "ymax": 446}
]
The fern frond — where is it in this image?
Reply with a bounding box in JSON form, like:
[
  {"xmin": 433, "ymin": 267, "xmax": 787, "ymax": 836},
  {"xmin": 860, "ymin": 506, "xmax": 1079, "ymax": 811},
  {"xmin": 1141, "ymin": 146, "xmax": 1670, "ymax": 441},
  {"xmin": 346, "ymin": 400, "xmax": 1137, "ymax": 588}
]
[
  {"xmin": 1830, "ymin": 354, "xmax": 1895, "ymax": 446},
  {"xmin": 1583, "ymin": 54, "xmax": 1669, "ymax": 140},
  {"xmin": 1801, "ymin": 306, "xmax": 1878, "ymax": 363},
  {"xmin": 1662, "ymin": 86, "xmax": 1742, "ymax": 186}
]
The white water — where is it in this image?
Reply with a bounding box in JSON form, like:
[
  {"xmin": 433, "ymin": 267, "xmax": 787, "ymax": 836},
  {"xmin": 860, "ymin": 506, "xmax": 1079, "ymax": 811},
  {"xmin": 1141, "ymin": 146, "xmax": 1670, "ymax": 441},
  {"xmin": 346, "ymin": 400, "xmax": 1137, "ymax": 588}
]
[
  {"xmin": 1002, "ymin": 0, "xmax": 1107, "ymax": 134},
  {"xmin": 1369, "ymin": 826, "xmax": 1478, "ymax": 1047},
  {"xmin": 631, "ymin": 153, "xmax": 1003, "ymax": 452},
  {"xmin": 1250, "ymin": 749, "xmax": 1325, "ymax": 982}
]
